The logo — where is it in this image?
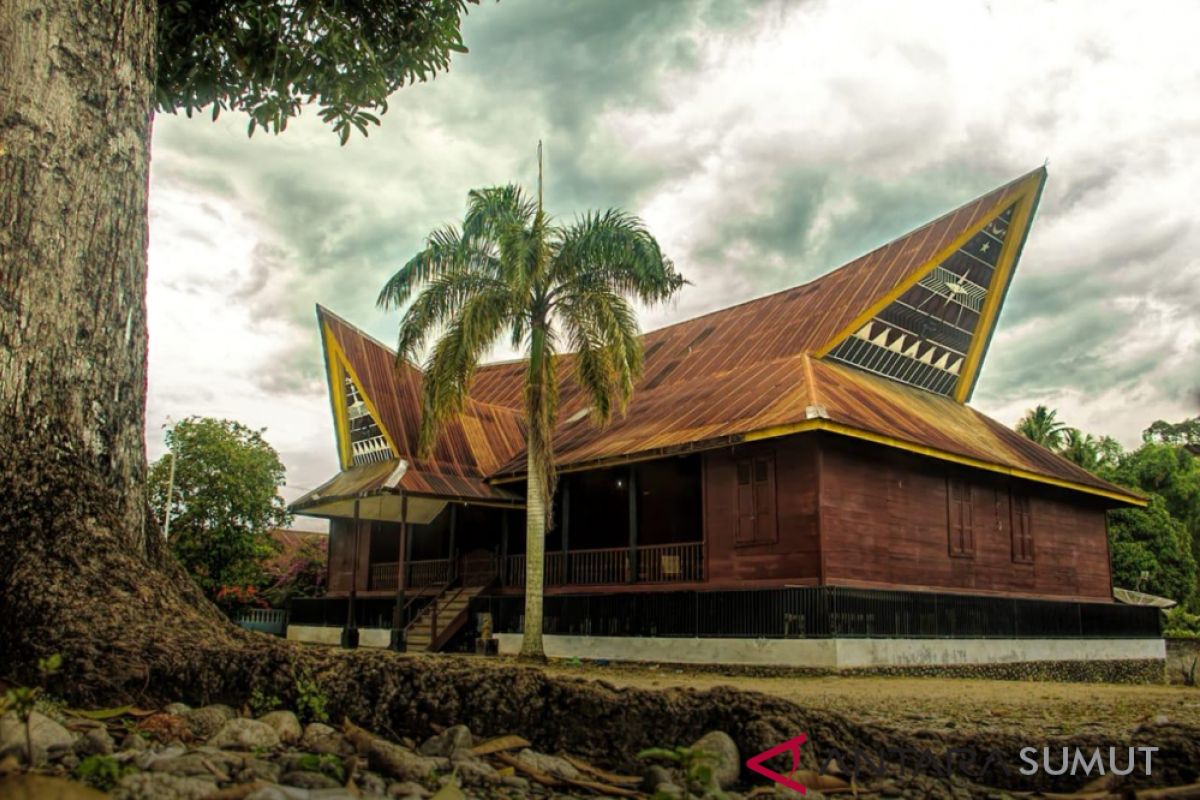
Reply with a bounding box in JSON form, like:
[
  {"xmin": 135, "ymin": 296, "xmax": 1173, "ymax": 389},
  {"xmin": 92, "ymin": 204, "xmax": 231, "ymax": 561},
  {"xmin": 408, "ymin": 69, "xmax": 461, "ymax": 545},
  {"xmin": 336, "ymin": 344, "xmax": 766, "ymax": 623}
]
[{"xmin": 746, "ymin": 734, "xmax": 809, "ymax": 794}]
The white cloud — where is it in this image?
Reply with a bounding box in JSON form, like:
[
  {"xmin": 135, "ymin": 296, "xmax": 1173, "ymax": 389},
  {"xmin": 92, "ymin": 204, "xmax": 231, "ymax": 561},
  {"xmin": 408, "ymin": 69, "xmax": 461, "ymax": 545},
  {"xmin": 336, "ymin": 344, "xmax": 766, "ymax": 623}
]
[{"xmin": 146, "ymin": 0, "xmax": 1199, "ymax": 509}]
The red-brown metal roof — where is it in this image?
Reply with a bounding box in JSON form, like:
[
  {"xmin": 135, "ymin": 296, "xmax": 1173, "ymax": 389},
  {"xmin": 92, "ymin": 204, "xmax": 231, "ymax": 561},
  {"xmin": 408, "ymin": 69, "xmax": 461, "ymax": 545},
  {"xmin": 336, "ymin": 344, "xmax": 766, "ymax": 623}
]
[{"xmin": 303, "ymin": 168, "xmax": 1141, "ymax": 507}]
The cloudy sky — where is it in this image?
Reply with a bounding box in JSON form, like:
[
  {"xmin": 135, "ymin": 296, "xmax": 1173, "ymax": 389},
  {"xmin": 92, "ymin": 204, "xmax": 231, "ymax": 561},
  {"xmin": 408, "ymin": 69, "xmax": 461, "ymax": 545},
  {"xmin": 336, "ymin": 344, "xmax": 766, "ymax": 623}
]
[{"xmin": 147, "ymin": 0, "xmax": 1200, "ymax": 529}]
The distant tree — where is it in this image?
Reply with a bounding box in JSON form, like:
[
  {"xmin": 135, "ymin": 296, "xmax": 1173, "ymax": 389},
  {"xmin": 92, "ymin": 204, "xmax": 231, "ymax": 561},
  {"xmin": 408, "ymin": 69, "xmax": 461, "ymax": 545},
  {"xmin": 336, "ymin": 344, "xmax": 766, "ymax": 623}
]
[
  {"xmin": 1016, "ymin": 405, "xmax": 1067, "ymax": 449},
  {"xmin": 1144, "ymin": 416, "xmax": 1200, "ymax": 447},
  {"xmin": 263, "ymin": 539, "xmax": 329, "ymax": 607},
  {"xmin": 1108, "ymin": 496, "xmax": 1197, "ymax": 603},
  {"xmin": 1059, "ymin": 429, "xmax": 1123, "ymax": 474},
  {"xmin": 148, "ymin": 417, "xmax": 291, "ymax": 603},
  {"xmin": 380, "ymin": 178, "xmax": 685, "ymax": 659}
]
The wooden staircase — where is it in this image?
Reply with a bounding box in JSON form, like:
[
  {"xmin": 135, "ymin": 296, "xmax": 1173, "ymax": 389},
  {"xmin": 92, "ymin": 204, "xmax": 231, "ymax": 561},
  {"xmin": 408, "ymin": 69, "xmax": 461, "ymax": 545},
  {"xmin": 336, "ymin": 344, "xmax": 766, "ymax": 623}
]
[{"xmin": 404, "ymin": 584, "xmax": 488, "ymax": 653}]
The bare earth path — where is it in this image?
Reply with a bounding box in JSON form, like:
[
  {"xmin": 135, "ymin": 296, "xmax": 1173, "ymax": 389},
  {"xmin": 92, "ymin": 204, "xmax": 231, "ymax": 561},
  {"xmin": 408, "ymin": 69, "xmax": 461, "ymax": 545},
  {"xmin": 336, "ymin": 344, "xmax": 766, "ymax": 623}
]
[{"xmin": 473, "ymin": 657, "xmax": 1200, "ymax": 739}]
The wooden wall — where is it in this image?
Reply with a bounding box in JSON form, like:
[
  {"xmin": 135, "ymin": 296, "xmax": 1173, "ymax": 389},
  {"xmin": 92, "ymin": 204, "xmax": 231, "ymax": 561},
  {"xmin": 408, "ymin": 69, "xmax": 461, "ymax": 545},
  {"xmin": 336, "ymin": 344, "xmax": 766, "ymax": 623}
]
[
  {"xmin": 703, "ymin": 436, "xmax": 821, "ymax": 585},
  {"xmin": 327, "ymin": 518, "xmax": 371, "ymax": 594},
  {"xmin": 817, "ymin": 435, "xmax": 1114, "ymax": 600}
]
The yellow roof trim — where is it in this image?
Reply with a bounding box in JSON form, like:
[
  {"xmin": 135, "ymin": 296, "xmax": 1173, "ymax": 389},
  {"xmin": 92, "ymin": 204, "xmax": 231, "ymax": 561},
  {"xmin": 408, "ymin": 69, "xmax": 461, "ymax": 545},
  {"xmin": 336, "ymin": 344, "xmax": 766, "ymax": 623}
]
[
  {"xmin": 742, "ymin": 419, "xmax": 1146, "ymax": 506},
  {"xmin": 813, "ymin": 172, "xmax": 1046, "ymax": 406},
  {"xmin": 322, "ymin": 321, "xmax": 400, "ymax": 469},
  {"xmin": 953, "ymin": 173, "xmax": 1043, "ymax": 401}
]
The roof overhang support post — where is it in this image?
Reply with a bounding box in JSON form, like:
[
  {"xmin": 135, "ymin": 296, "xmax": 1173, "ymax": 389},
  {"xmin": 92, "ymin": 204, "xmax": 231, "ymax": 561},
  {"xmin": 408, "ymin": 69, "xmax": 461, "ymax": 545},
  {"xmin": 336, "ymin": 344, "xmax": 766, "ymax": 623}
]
[
  {"xmin": 561, "ymin": 479, "xmax": 571, "ymax": 583},
  {"xmin": 499, "ymin": 512, "xmax": 509, "ymax": 587},
  {"xmin": 389, "ymin": 490, "xmax": 409, "ymax": 652},
  {"xmin": 627, "ymin": 466, "xmax": 638, "ymax": 583},
  {"xmin": 341, "ymin": 496, "xmax": 362, "ymax": 649}
]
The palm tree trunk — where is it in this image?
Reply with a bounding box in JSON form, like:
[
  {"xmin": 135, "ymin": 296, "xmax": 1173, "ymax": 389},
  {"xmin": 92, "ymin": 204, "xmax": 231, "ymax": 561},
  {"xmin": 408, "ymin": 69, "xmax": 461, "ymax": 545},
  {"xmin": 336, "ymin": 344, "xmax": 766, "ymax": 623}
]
[{"xmin": 519, "ymin": 446, "xmax": 547, "ymax": 659}]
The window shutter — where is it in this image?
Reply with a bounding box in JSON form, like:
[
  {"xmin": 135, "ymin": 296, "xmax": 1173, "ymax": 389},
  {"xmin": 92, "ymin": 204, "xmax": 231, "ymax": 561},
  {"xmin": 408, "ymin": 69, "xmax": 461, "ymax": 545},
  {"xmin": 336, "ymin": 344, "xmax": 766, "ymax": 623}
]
[
  {"xmin": 753, "ymin": 456, "xmax": 777, "ymax": 544},
  {"xmin": 1011, "ymin": 493, "xmax": 1033, "ymax": 563},
  {"xmin": 947, "ymin": 477, "xmax": 974, "ymax": 556},
  {"xmin": 736, "ymin": 460, "xmax": 755, "ymax": 543}
]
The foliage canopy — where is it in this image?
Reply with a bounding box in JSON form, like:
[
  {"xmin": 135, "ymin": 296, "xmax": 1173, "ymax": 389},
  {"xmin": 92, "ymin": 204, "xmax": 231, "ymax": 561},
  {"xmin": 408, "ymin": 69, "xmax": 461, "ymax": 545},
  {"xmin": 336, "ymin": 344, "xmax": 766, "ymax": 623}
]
[
  {"xmin": 148, "ymin": 416, "xmax": 291, "ymax": 598},
  {"xmin": 156, "ymin": 0, "xmax": 476, "ymax": 142}
]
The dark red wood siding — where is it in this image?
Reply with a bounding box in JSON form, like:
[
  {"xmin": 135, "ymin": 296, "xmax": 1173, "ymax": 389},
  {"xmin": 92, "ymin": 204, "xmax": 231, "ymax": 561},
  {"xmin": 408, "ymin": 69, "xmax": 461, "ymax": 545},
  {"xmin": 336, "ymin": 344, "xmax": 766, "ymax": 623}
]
[
  {"xmin": 817, "ymin": 435, "xmax": 1113, "ymax": 600},
  {"xmin": 703, "ymin": 437, "xmax": 820, "ymax": 585}
]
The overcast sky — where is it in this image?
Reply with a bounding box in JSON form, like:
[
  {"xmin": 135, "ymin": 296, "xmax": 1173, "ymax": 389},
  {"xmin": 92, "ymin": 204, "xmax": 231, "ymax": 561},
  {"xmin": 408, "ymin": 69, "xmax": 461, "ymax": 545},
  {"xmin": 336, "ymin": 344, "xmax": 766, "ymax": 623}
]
[{"xmin": 146, "ymin": 0, "xmax": 1200, "ymax": 529}]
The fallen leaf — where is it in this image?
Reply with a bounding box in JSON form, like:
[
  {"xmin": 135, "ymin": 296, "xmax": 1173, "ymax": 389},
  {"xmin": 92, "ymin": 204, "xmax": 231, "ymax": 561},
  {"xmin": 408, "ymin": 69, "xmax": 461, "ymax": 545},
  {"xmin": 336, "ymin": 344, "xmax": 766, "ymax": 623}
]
[
  {"xmin": 562, "ymin": 754, "xmax": 641, "ymax": 786},
  {"xmin": 494, "ymin": 752, "xmax": 559, "ymax": 786},
  {"xmin": 429, "ymin": 782, "xmax": 466, "ymax": 800},
  {"xmin": 68, "ymin": 705, "xmax": 132, "ymax": 720},
  {"xmin": 470, "ymin": 734, "xmax": 531, "ymax": 756},
  {"xmin": 562, "ymin": 776, "xmax": 641, "ymax": 797}
]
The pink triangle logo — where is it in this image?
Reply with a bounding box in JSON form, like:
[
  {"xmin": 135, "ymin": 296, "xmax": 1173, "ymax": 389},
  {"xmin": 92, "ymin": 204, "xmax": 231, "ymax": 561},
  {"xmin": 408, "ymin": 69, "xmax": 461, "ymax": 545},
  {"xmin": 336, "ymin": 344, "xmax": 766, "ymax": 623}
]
[{"xmin": 745, "ymin": 734, "xmax": 808, "ymax": 794}]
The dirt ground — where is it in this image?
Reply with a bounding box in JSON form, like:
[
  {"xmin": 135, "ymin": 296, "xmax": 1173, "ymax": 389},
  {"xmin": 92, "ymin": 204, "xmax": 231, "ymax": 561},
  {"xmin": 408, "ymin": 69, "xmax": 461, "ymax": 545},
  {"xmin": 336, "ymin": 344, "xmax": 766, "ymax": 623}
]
[{"xmin": 479, "ymin": 657, "xmax": 1200, "ymax": 739}]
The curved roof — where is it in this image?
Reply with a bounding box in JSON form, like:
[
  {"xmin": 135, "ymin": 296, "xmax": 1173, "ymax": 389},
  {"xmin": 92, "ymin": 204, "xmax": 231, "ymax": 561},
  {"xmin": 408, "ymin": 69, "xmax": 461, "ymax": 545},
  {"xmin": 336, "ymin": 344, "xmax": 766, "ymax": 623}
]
[{"xmin": 298, "ymin": 167, "xmax": 1144, "ymax": 510}]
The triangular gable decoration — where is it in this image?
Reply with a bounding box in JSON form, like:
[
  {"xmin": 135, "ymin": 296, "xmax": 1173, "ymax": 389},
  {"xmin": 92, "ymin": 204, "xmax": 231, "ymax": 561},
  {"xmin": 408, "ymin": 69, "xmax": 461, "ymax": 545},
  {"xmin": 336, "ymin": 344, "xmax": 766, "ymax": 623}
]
[
  {"xmin": 342, "ymin": 371, "xmax": 393, "ymax": 466},
  {"xmin": 822, "ymin": 167, "xmax": 1041, "ymax": 402},
  {"xmin": 319, "ymin": 315, "xmax": 398, "ymax": 469}
]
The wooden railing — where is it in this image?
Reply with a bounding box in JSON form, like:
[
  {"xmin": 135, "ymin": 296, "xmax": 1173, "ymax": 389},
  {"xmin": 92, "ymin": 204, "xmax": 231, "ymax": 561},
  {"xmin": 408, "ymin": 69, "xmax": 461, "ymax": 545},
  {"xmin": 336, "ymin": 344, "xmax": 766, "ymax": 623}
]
[
  {"xmin": 369, "ymin": 562, "xmax": 399, "ymax": 591},
  {"xmin": 567, "ymin": 547, "xmax": 627, "ymax": 585},
  {"xmin": 461, "ymin": 554, "xmax": 499, "ymax": 586},
  {"xmin": 501, "ymin": 542, "xmax": 703, "ymax": 587},
  {"xmin": 368, "ymin": 559, "xmax": 454, "ymax": 590},
  {"xmin": 408, "ymin": 559, "xmax": 453, "ymax": 588},
  {"xmin": 637, "ymin": 542, "xmax": 704, "ymax": 583}
]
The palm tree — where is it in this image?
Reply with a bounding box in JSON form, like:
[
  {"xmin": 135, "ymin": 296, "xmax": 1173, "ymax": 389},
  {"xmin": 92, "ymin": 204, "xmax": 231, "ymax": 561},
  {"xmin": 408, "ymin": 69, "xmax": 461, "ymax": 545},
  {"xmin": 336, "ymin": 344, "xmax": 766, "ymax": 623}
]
[
  {"xmin": 378, "ymin": 165, "xmax": 684, "ymax": 659},
  {"xmin": 1016, "ymin": 405, "xmax": 1067, "ymax": 449},
  {"xmin": 1060, "ymin": 427, "xmax": 1101, "ymax": 471}
]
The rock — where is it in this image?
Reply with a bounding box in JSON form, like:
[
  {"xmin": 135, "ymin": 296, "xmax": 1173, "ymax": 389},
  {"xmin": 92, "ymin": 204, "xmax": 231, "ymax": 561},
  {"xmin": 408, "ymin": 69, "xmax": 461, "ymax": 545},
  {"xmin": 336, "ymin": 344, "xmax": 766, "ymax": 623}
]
[
  {"xmin": 75, "ymin": 726, "xmax": 115, "ymax": 757},
  {"xmin": 515, "ymin": 748, "xmax": 581, "ymax": 781},
  {"xmin": 388, "ymin": 781, "xmax": 432, "ymax": 798},
  {"xmin": 283, "ymin": 770, "xmax": 342, "ymax": 789},
  {"xmin": 654, "ymin": 783, "xmax": 686, "ymax": 799},
  {"xmin": 0, "ymin": 710, "xmax": 77, "ymax": 765},
  {"xmin": 183, "ymin": 705, "xmax": 237, "ymax": 739},
  {"xmin": 358, "ymin": 770, "xmax": 387, "ymax": 796},
  {"xmin": 260, "ymin": 711, "xmax": 303, "ymax": 744},
  {"xmin": 419, "ymin": 725, "xmax": 472, "ymax": 759},
  {"xmin": 369, "ymin": 739, "xmax": 448, "ymax": 782},
  {"xmin": 302, "ymin": 723, "xmax": 351, "ymax": 756},
  {"xmin": 449, "ymin": 757, "xmax": 500, "ymax": 786},
  {"xmin": 134, "ymin": 745, "xmax": 188, "ymax": 771},
  {"xmin": 244, "ymin": 787, "xmax": 311, "ymax": 800},
  {"xmin": 59, "ymin": 753, "xmax": 80, "ymax": 770},
  {"xmin": 691, "ymin": 730, "xmax": 740, "ymax": 789},
  {"xmin": 163, "ymin": 703, "xmax": 191, "ymax": 716},
  {"xmin": 500, "ymin": 775, "xmax": 529, "ymax": 792},
  {"xmin": 150, "ymin": 753, "xmax": 220, "ymax": 776},
  {"xmin": 239, "ymin": 756, "xmax": 284, "ymax": 784},
  {"xmin": 111, "ymin": 772, "xmax": 218, "ymax": 800},
  {"xmin": 208, "ymin": 718, "xmax": 281, "ymax": 750},
  {"xmin": 642, "ymin": 764, "xmax": 676, "ymax": 791},
  {"xmin": 121, "ymin": 733, "xmax": 149, "ymax": 752}
]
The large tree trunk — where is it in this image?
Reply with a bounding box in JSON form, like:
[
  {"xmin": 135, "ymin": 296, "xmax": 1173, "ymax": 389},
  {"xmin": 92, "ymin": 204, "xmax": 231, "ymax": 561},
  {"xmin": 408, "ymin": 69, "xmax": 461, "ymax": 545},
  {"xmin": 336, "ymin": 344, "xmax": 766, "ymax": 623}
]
[{"xmin": 0, "ymin": 0, "xmax": 245, "ymax": 698}]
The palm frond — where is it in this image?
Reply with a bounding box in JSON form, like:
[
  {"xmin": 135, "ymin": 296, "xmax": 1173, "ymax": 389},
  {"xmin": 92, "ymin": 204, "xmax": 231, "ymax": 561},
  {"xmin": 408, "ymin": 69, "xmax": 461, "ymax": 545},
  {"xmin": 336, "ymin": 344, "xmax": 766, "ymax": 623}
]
[
  {"xmin": 417, "ymin": 284, "xmax": 517, "ymax": 455},
  {"xmin": 393, "ymin": 271, "xmax": 510, "ymax": 363},
  {"xmin": 377, "ymin": 225, "xmax": 497, "ymax": 311},
  {"xmin": 552, "ymin": 210, "xmax": 686, "ymax": 304},
  {"xmin": 556, "ymin": 284, "xmax": 643, "ymax": 426}
]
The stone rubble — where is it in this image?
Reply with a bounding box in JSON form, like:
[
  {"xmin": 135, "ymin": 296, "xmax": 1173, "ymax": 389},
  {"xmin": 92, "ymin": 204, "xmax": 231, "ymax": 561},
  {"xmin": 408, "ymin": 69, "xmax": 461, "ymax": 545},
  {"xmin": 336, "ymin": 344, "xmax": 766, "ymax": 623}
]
[{"xmin": 0, "ymin": 704, "xmax": 751, "ymax": 799}]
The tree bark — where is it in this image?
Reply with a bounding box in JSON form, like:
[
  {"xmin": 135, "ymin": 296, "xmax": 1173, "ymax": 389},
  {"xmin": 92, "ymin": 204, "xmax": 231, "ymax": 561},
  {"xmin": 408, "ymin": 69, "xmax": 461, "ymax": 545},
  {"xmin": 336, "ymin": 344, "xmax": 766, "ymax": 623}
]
[
  {"xmin": 0, "ymin": 0, "xmax": 250, "ymax": 697},
  {"xmin": 519, "ymin": 447, "xmax": 546, "ymax": 659}
]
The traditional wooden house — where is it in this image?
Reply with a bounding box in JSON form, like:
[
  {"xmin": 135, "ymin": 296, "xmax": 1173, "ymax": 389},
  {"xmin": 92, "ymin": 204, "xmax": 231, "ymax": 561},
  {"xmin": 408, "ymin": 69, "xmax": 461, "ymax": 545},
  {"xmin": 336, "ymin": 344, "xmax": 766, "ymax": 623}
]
[{"xmin": 289, "ymin": 168, "xmax": 1162, "ymax": 666}]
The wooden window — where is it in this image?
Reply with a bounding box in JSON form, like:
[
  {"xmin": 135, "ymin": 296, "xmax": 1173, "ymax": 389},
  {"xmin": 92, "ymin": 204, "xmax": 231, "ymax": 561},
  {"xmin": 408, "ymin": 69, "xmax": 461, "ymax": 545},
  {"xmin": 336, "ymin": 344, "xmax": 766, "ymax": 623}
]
[
  {"xmin": 736, "ymin": 454, "xmax": 777, "ymax": 545},
  {"xmin": 947, "ymin": 477, "xmax": 975, "ymax": 557},
  {"xmin": 1011, "ymin": 492, "xmax": 1034, "ymax": 563}
]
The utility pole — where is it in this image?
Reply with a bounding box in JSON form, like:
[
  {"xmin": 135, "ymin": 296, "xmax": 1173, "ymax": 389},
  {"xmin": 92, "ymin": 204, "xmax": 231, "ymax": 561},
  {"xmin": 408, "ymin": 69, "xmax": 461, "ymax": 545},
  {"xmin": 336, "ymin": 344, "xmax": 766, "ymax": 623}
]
[{"xmin": 161, "ymin": 451, "xmax": 177, "ymax": 540}]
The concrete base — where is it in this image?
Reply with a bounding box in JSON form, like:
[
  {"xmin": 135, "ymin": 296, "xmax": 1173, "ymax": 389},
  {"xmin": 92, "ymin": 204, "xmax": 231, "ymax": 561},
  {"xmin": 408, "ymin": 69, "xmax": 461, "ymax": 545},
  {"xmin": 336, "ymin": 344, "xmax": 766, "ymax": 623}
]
[
  {"xmin": 289, "ymin": 625, "xmax": 393, "ymax": 649},
  {"xmin": 493, "ymin": 633, "xmax": 1165, "ymax": 668}
]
